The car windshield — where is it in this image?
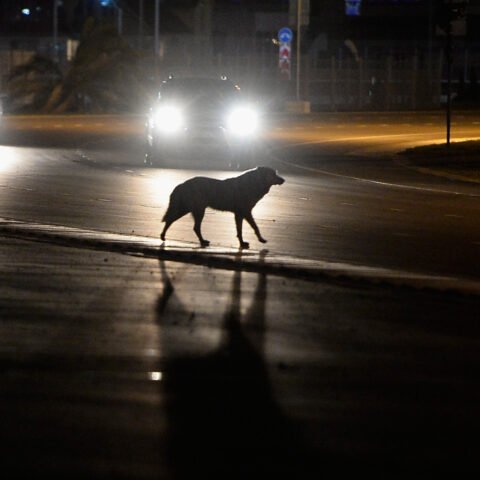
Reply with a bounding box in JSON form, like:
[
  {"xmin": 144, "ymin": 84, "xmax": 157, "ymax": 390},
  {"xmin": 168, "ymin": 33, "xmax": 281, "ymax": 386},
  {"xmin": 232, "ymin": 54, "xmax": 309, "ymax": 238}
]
[{"xmin": 159, "ymin": 78, "xmax": 240, "ymax": 103}]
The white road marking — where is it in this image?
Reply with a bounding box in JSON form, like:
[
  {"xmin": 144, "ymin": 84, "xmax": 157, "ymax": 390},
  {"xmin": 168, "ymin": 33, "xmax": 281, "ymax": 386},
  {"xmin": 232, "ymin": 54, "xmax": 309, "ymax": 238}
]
[{"xmin": 277, "ymin": 158, "xmax": 480, "ymax": 197}]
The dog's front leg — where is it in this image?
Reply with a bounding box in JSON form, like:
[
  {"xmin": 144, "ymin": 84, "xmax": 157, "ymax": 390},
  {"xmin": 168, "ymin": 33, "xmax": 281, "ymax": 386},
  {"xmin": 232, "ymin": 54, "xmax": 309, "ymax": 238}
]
[
  {"xmin": 235, "ymin": 213, "xmax": 249, "ymax": 249},
  {"xmin": 245, "ymin": 212, "xmax": 267, "ymax": 244}
]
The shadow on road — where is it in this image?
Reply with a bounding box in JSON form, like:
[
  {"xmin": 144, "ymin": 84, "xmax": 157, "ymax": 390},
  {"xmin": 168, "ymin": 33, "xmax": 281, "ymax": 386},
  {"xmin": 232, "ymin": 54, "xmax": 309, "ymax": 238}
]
[{"xmin": 155, "ymin": 255, "xmax": 317, "ymax": 479}]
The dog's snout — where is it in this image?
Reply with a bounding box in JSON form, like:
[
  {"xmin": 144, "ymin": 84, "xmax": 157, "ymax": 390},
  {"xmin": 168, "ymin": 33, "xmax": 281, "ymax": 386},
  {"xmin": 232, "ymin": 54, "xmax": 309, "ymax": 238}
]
[{"xmin": 277, "ymin": 175, "xmax": 285, "ymax": 185}]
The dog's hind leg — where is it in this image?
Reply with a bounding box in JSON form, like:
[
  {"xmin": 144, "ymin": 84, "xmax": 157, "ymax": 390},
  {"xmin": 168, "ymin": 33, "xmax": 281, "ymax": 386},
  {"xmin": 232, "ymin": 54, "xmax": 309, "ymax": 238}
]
[
  {"xmin": 161, "ymin": 204, "xmax": 188, "ymax": 241},
  {"xmin": 161, "ymin": 222, "xmax": 174, "ymax": 242},
  {"xmin": 244, "ymin": 211, "xmax": 267, "ymax": 244},
  {"xmin": 235, "ymin": 213, "xmax": 249, "ymax": 249},
  {"xmin": 160, "ymin": 227, "xmax": 167, "ymax": 241},
  {"xmin": 160, "ymin": 218, "xmax": 173, "ymax": 241},
  {"xmin": 161, "ymin": 214, "xmax": 181, "ymax": 241},
  {"xmin": 192, "ymin": 208, "xmax": 210, "ymax": 247}
]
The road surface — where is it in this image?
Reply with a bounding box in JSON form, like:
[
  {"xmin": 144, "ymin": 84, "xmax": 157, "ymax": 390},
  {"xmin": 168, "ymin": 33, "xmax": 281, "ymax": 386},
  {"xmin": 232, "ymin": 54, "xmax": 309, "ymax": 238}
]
[
  {"xmin": 0, "ymin": 112, "xmax": 479, "ymax": 478},
  {"xmin": 1, "ymin": 112, "xmax": 480, "ymax": 283}
]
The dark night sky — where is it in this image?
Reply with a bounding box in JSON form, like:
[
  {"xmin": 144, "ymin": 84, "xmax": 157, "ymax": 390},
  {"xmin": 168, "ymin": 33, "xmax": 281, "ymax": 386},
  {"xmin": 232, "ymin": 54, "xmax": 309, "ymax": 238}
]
[{"xmin": 0, "ymin": 1, "xmax": 478, "ymax": 45}]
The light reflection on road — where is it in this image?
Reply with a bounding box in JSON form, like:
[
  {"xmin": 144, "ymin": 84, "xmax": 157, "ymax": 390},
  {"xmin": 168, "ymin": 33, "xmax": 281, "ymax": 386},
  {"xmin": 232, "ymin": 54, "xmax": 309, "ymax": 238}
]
[{"xmin": 0, "ymin": 146, "xmax": 20, "ymax": 173}]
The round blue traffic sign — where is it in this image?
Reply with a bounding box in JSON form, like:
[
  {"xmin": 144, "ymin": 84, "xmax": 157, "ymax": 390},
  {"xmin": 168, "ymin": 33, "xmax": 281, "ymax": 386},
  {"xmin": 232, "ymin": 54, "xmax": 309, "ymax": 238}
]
[{"xmin": 278, "ymin": 27, "xmax": 293, "ymax": 44}]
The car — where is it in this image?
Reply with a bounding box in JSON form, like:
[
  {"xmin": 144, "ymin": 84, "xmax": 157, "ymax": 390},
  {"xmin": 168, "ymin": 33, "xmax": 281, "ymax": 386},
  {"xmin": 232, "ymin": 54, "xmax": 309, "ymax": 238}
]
[{"xmin": 145, "ymin": 76, "xmax": 260, "ymax": 169}]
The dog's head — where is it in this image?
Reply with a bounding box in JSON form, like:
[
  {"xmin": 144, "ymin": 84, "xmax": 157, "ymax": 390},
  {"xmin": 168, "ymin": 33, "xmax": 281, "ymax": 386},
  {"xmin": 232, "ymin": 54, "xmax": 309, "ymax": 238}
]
[{"xmin": 256, "ymin": 166, "xmax": 285, "ymax": 186}]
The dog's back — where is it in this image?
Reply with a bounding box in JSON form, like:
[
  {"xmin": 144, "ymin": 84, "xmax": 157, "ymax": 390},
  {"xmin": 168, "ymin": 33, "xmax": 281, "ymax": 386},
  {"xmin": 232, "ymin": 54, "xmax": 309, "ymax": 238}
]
[
  {"xmin": 177, "ymin": 176, "xmax": 229, "ymax": 208},
  {"xmin": 179, "ymin": 168, "xmax": 280, "ymax": 213}
]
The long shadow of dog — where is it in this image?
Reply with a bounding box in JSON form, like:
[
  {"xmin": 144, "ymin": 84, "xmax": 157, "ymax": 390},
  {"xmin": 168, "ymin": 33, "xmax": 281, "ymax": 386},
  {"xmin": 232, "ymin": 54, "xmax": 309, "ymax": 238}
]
[{"xmin": 156, "ymin": 258, "xmax": 316, "ymax": 480}]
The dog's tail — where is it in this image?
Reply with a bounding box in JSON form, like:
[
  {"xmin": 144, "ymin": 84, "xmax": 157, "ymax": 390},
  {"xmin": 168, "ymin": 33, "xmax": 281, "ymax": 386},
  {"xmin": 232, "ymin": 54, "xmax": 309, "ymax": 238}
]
[
  {"xmin": 162, "ymin": 201, "xmax": 173, "ymax": 222},
  {"xmin": 162, "ymin": 187, "xmax": 189, "ymax": 223},
  {"xmin": 162, "ymin": 204, "xmax": 176, "ymax": 223}
]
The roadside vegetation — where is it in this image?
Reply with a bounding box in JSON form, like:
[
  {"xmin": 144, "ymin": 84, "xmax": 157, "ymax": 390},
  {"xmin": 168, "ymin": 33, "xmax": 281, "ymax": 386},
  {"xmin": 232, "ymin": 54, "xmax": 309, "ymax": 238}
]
[
  {"xmin": 402, "ymin": 140, "xmax": 480, "ymax": 163},
  {"xmin": 400, "ymin": 140, "xmax": 480, "ymax": 183}
]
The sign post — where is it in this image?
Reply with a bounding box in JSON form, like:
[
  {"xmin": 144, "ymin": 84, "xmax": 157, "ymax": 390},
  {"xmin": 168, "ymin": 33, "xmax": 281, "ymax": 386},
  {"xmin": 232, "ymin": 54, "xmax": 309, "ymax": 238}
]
[
  {"xmin": 278, "ymin": 27, "xmax": 293, "ymax": 80},
  {"xmin": 296, "ymin": 0, "xmax": 301, "ymax": 101},
  {"xmin": 279, "ymin": 11, "xmax": 311, "ymax": 113},
  {"xmin": 437, "ymin": 0, "xmax": 468, "ymax": 147}
]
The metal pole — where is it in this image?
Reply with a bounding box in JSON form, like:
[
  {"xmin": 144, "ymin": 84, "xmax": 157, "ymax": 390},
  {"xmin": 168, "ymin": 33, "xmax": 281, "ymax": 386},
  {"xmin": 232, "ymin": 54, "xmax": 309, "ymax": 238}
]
[
  {"xmin": 155, "ymin": 0, "xmax": 160, "ymax": 59},
  {"xmin": 296, "ymin": 0, "xmax": 302, "ymax": 101},
  {"xmin": 117, "ymin": 8, "xmax": 123, "ymax": 35},
  {"xmin": 446, "ymin": 4, "xmax": 452, "ymax": 147},
  {"xmin": 428, "ymin": 0, "xmax": 433, "ymax": 100},
  {"xmin": 445, "ymin": 0, "xmax": 453, "ymax": 147},
  {"xmin": 110, "ymin": 0, "xmax": 122, "ymax": 35},
  {"xmin": 139, "ymin": 0, "xmax": 144, "ymax": 49},
  {"xmin": 53, "ymin": 0, "xmax": 58, "ymax": 62}
]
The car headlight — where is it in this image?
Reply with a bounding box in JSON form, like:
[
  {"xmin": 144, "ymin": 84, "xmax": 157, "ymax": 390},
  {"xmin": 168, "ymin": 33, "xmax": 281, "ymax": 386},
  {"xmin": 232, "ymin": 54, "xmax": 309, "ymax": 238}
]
[
  {"xmin": 152, "ymin": 105, "xmax": 183, "ymax": 134},
  {"xmin": 226, "ymin": 106, "xmax": 258, "ymax": 136}
]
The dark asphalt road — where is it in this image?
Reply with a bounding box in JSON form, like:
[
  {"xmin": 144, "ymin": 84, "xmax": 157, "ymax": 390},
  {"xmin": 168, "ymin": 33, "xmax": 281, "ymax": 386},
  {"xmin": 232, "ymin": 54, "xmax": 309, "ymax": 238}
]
[
  {"xmin": 1, "ymin": 113, "xmax": 480, "ymax": 477},
  {"xmin": 1, "ymin": 238, "xmax": 480, "ymax": 478}
]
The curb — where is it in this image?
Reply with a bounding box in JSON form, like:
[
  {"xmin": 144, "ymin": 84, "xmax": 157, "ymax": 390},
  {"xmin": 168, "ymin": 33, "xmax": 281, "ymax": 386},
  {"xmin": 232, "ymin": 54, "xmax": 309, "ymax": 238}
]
[{"xmin": 1, "ymin": 217, "xmax": 480, "ymax": 296}]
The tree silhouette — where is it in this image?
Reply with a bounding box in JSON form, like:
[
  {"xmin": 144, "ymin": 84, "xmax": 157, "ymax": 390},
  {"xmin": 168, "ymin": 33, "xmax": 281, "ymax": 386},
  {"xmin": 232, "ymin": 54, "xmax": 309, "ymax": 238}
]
[{"xmin": 6, "ymin": 18, "xmax": 153, "ymax": 114}]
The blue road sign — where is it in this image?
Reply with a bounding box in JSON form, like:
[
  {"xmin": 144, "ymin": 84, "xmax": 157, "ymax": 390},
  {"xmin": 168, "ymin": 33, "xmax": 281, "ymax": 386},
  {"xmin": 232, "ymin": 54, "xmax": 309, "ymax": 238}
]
[{"xmin": 278, "ymin": 27, "xmax": 293, "ymax": 44}]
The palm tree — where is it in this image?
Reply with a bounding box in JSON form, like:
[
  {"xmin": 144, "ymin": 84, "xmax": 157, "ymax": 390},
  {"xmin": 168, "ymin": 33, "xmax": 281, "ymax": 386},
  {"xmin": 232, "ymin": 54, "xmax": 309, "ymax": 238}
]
[
  {"xmin": 43, "ymin": 18, "xmax": 151, "ymax": 113},
  {"xmin": 6, "ymin": 17, "xmax": 152, "ymax": 114},
  {"xmin": 6, "ymin": 55, "xmax": 62, "ymax": 113}
]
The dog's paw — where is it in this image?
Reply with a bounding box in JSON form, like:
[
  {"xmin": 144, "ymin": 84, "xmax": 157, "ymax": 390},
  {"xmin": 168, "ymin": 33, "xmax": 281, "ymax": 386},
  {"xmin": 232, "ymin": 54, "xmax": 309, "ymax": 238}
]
[
  {"xmin": 259, "ymin": 237, "xmax": 267, "ymax": 243},
  {"xmin": 200, "ymin": 240, "xmax": 210, "ymax": 247},
  {"xmin": 240, "ymin": 241, "xmax": 250, "ymax": 249}
]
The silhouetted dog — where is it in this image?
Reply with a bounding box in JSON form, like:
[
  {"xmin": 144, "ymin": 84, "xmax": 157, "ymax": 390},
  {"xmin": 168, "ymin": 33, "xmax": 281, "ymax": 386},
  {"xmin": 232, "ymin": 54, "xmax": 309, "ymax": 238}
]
[{"xmin": 160, "ymin": 166, "xmax": 285, "ymax": 248}]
